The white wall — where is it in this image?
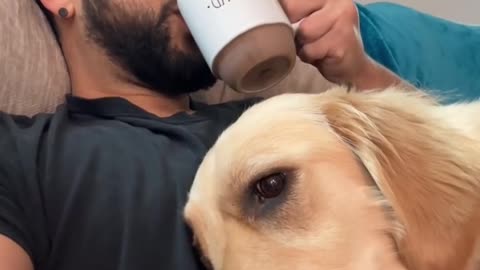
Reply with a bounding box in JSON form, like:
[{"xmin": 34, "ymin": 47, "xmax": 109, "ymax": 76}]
[{"xmin": 356, "ymin": 0, "xmax": 479, "ymax": 25}]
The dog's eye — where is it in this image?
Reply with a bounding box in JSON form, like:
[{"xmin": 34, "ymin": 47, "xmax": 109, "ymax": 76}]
[{"xmin": 254, "ymin": 172, "xmax": 286, "ymax": 201}]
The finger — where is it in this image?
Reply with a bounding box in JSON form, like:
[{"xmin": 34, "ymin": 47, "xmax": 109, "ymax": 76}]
[
  {"xmin": 295, "ymin": 8, "xmax": 336, "ymax": 44},
  {"xmin": 297, "ymin": 36, "xmax": 330, "ymax": 65},
  {"xmin": 297, "ymin": 22, "xmax": 344, "ymax": 64},
  {"xmin": 279, "ymin": 0, "xmax": 326, "ymax": 23}
]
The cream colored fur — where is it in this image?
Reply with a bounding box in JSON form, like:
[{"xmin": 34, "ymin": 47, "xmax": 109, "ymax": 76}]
[{"xmin": 184, "ymin": 86, "xmax": 480, "ymax": 270}]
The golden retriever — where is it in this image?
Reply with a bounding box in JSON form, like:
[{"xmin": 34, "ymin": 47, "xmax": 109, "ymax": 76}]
[{"xmin": 184, "ymin": 86, "xmax": 480, "ymax": 270}]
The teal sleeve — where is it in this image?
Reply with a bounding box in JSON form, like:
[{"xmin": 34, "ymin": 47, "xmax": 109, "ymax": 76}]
[{"xmin": 356, "ymin": 2, "xmax": 480, "ymax": 103}]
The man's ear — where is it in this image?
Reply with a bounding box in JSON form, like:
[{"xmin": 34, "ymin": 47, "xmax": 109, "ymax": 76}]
[
  {"xmin": 316, "ymin": 87, "xmax": 480, "ymax": 269},
  {"xmin": 39, "ymin": 0, "xmax": 76, "ymax": 19}
]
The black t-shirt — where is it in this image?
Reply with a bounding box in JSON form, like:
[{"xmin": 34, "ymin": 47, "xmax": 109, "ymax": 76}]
[{"xmin": 0, "ymin": 95, "xmax": 259, "ymax": 270}]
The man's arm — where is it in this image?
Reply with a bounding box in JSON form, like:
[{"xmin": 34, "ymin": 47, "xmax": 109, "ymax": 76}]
[
  {"xmin": 0, "ymin": 235, "xmax": 33, "ymax": 270},
  {"xmin": 352, "ymin": 57, "xmax": 415, "ymax": 91},
  {"xmin": 357, "ymin": 2, "xmax": 480, "ymax": 102},
  {"xmin": 278, "ymin": 0, "xmax": 416, "ymax": 93}
]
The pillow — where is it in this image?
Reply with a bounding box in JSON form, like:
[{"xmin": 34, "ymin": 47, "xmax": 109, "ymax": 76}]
[
  {"xmin": 0, "ymin": 0, "xmax": 331, "ymax": 116},
  {"xmin": 0, "ymin": 0, "xmax": 70, "ymax": 116}
]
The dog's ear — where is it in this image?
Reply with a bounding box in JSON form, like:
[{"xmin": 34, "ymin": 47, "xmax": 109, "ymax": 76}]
[{"xmin": 316, "ymin": 87, "xmax": 480, "ymax": 269}]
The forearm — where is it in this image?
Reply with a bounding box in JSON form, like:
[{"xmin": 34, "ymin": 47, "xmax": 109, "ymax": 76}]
[
  {"xmin": 357, "ymin": 2, "xmax": 480, "ymax": 102},
  {"xmin": 352, "ymin": 57, "xmax": 415, "ymax": 91},
  {"xmin": 0, "ymin": 235, "xmax": 34, "ymax": 270}
]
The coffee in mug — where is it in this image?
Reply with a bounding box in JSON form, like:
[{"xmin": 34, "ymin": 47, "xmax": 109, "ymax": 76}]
[{"xmin": 178, "ymin": 0, "xmax": 298, "ymax": 93}]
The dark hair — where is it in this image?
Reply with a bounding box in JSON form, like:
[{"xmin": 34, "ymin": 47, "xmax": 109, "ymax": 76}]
[{"xmin": 35, "ymin": 0, "xmax": 58, "ymax": 36}]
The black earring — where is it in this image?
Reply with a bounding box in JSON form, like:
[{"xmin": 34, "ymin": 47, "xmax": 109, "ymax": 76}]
[{"xmin": 58, "ymin": 7, "xmax": 69, "ymax": 18}]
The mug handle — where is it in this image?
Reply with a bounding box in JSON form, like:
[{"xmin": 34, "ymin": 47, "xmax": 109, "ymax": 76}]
[
  {"xmin": 291, "ymin": 19, "xmax": 304, "ymax": 35},
  {"xmin": 292, "ymin": 21, "xmax": 301, "ymax": 33}
]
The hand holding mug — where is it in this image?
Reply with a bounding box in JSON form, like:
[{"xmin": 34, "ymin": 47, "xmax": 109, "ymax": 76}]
[
  {"xmin": 178, "ymin": 0, "xmax": 389, "ymax": 93},
  {"xmin": 280, "ymin": 0, "xmax": 374, "ymax": 86}
]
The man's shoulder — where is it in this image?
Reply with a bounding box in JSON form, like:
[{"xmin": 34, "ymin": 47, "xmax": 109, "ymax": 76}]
[
  {"xmin": 0, "ymin": 108, "xmax": 67, "ymax": 171},
  {"xmin": 0, "ymin": 97, "xmax": 263, "ymax": 156},
  {"xmin": 190, "ymin": 97, "xmax": 263, "ymax": 135},
  {"xmin": 194, "ymin": 97, "xmax": 263, "ymax": 117},
  {"xmin": 0, "ymin": 110, "xmax": 58, "ymax": 136},
  {"xmin": 198, "ymin": 96, "xmax": 262, "ymax": 107}
]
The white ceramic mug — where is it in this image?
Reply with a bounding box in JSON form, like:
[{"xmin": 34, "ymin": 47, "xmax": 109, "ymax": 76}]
[{"xmin": 178, "ymin": 0, "xmax": 298, "ymax": 93}]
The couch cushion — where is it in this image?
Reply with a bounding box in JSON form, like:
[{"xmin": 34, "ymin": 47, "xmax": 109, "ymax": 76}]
[{"xmin": 0, "ymin": 0, "xmax": 70, "ymax": 116}]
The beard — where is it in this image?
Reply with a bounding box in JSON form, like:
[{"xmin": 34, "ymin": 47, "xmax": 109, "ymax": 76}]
[{"xmin": 83, "ymin": 0, "xmax": 217, "ymax": 97}]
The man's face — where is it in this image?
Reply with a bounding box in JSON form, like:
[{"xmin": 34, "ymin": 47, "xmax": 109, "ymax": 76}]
[{"xmin": 83, "ymin": 0, "xmax": 217, "ymax": 96}]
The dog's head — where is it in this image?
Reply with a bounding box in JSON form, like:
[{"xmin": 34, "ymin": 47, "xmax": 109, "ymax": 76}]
[{"xmin": 184, "ymin": 86, "xmax": 480, "ymax": 270}]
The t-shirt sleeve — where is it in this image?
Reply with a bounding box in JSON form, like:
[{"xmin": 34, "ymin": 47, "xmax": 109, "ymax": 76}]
[
  {"xmin": 357, "ymin": 2, "xmax": 480, "ymax": 103},
  {"xmin": 0, "ymin": 113, "xmax": 34, "ymax": 260}
]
